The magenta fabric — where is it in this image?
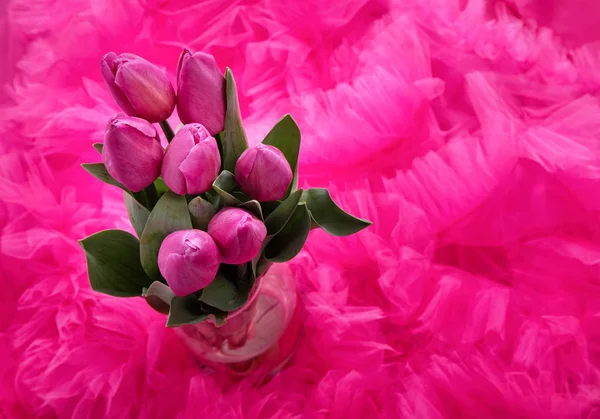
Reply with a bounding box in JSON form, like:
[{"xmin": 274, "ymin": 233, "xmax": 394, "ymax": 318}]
[{"xmin": 2, "ymin": 0, "xmax": 600, "ymax": 417}]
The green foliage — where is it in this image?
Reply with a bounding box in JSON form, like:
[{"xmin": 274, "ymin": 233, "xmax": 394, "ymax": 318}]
[{"xmin": 80, "ymin": 229, "xmax": 152, "ymax": 297}]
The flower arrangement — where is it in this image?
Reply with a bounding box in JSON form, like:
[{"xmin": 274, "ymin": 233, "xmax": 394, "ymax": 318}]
[{"xmin": 80, "ymin": 49, "xmax": 371, "ymax": 327}]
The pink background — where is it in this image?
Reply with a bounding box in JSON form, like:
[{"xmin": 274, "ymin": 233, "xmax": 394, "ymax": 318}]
[{"xmin": 2, "ymin": 0, "xmax": 600, "ymax": 417}]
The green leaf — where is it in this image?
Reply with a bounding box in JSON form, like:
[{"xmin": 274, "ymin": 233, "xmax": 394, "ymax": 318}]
[
  {"xmin": 142, "ymin": 183, "xmax": 159, "ymax": 210},
  {"xmin": 199, "ymin": 274, "xmax": 245, "ymax": 311},
  {"xmin": 167, "ymin": 295, "xmax": 208, "ymax": 327},
  {"xmin": 302, "ymin": 188, "xmax": 372, "ymax": 236},
  {"xmin": 260, "ymin": 201, "xmax": 281, "ymax": 218},
  {"xmin": 213, "ymin": 170, "xmax": 236, "ymax": 192},
  {"xmin": 93, "ymin": 143, "xmax": 103, "ymax": 154},
  {"xmin": 205, "ymin": 189, "xmax": 221, "ymax": 208},
  {"xmin": 82, "ymin": 163, "xmax": 129, "ymax": 192},
  {"xmin": 231, "ymin": 190, "xmax": 251, "ymax": 202},
  {"xmin": 212, "ymin": 311, "xmax": 227, "ymax": 327},
  {"xmin": 212, "ymin": 170, "xmax": 240, "ymax": 206},
  {"xmin": 188, "ymin": 196, "xmax": 216, "ymax": 230},
  {"xmin": 254, "ymin": 256, "xmax": 273, "ymax": 277},
  {"xmin": 82, "ymin": 163, "xmax": 148, "ymax": 207},
  {"xmin": 262, "ymin": 114, "xmax": 301, "ymax": 196},
  {"xmin": 154, "ymin": 178, "xmax": 169, "ymax": 198},
  {"xmin": 238, "ymin": 200, "xmax": 263, "ymax": 220},
  {"xmin": 124, "ymin": 192, "xmax": 150, "ymax": 238},
  {"xmin": 167, "ymin": 293, "xmax": 230, "ymax": 327},
  {"xmin": 140, "ymin": 191, "xmax": 193, "ymax": 281},
  {"xmin": 264, "ymin": 189, "xmax": 303, "ymax": 235},
  {"xmin": 215, "ymin": 262, "xmax": 256, "ymax": 307},
  {"xmin": 222, "ymin": 68, "xmax": 248, "ymax": 172},
  {"xmin": 80, "ymin": 229, "xmax": 153, "ymax": 297},
  {"xmin": 198, "ymin": 301, "xmax": 228, "ymax": 326},
  {"xmin": 234, "ymin": 261, "xmax": 256, "ymax": 295},
  {"xmin": 143, "ymin": 281, "xmax": 175, "ymax": 315},
  {"xmin": 214, "ymin": 131, "xmax": 225, "ymax": 168},
  {"xmin": 265, "ymin": 203, "xmax": 311, "ymax": 262}
]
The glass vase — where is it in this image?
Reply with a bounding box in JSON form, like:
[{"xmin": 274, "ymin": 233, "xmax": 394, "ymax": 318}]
[{"xmin": 173, "ymin": 263, "xmax": 303, "ymax": 376}]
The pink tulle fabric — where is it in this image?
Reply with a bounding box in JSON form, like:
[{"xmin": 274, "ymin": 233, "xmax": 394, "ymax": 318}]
[{"xmin": 2, "ymin": 0, "xmax": 600, "ymax": 417}]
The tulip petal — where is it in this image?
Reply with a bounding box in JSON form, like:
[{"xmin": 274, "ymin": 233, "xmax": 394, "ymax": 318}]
[
  {"xmin": 161, "ymin": 129, "xmax": 195, "ymax": 195},
  {"xmin": 103, "ymin": 116, "xmax": 163, "ymax": 192},
  {"xmin": 114, "ymin": 113, "xmax": 158, "ymax": 137},
  {"xmin": 176, "ymin": 49, "xmax": 191, "ymax": 80},
  {"xmin": 176, "ymin": 52, "xmax": 225, "ymax": 134},
  {"xmin": 115, "ymin": 59, "xmax": 176, "ymax": 122},
  {"xmin": 235, "ymin": 144, "xmax": 292, "ymax": 201},
  {"xmin": 208, "ymin": 208, "xmax": 266, "ymax": 264},
  {"xmin": 157, "ymin": 230, "xmax": 220, "ymax": 296},
  {"xmin": 179, "ymin": 139, "xmax": 221, "ymax": 194},
  {"xmin": 100, "ymin": 53, "xmax": 136, "ymax": 116},
  {"xmin": 162, "ymin": 124, "xmax": 221, "ymax": 195}
]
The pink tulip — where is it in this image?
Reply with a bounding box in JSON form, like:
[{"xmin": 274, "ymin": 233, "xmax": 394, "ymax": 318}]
[
  {"xmin": 207, "ymin": 208, "xmax": 266, "ymax": 264},
  {"xmin": 161, "ymin": 124, "xmax": 221, "ymax": 195},
  {"xmin": 158, "ymin": 230, "xmax": 221, "ymax": 296},
  {"xmin": 176, "ymin": 49, "xmax": 225, "ymax": 135},
  {"xmin": 234, "ymin": 144, "xmax": 293, "ymax": 201},
  {"xmin": 103, "ymin": 114, "xmax": 163, "ymax": 192},
  {"xmin": 101, "ymin": 52, "xmax": 176, "ymax": 123}
]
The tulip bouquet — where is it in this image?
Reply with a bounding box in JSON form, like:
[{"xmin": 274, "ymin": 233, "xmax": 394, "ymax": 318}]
[{"xmin": 80, "ymin": 49, "xmax": 371, "ymax": 328}]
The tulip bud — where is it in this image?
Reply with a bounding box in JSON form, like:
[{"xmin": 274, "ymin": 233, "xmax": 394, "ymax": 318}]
[
  {"xmin": 207, "ymin": 208, "xmax": 266, "ymax": 264},
  {"xmin": 161, "ymin": 123, "xmax": 221, "ymax": 195},
  {"xmin": 158, "ymin": 230, "xmax": 221, "ymax": 296},
  {"xmin": 103, "ymin": 114, "xmax": 163, "ymax": 192},
  {"xmin": 176, "ymin": 49, "xmax": 225, "ymax": 135},
  {"xmin": 188, "ymin": 196, "xmax": 216, "ymax": 230},
  {"xmin": 234, "ymin": 144, "xmax": 293, "ymax": 201},
  {"xmin": 101, "ymin": 52, "xmax": 176, "ymax": 123}
]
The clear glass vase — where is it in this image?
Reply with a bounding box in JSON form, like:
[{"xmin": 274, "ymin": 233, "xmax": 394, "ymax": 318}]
[{"xmin": 173, "ymin": 263, "xmax": 303, "ymax": 376}]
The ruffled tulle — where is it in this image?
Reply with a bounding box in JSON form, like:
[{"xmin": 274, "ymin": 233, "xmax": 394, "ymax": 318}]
[{"xmin": 2, "ymin": 0, "xmax": 600, "ymax": 417}]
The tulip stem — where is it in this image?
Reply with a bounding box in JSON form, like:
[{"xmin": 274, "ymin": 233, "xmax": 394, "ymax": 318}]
[
  {"xmin": 132, "ymin": 191, "xmax": 149, "ymax": 208},
  {"xmin": 159, "ymin": 120, "xmax": 175, "ymax": 143},
  {"xmin": 143, "ymin": 183, "xmax": 159, "ymax": 210}
]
